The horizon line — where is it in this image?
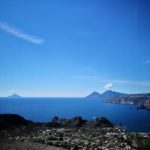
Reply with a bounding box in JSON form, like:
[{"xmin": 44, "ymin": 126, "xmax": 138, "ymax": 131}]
[{"xmin": 2, "ymin": 90, "xmax": 150, "ymax": 98}]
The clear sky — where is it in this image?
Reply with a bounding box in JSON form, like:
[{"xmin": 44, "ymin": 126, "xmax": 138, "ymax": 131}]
[{"xmin": 0, "ymin": 0, "xmax": 150, "ymax": 97}]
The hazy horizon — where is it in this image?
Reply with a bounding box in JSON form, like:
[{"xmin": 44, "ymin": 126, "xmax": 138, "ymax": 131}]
[{"xmin": 0, "ymin": 0, "xmax": 150, "ymax": 97}]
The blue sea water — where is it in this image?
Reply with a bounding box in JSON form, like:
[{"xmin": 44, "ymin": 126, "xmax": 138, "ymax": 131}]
[{"xmin": 0, "ymin": 97, "xmax": 150, "ymax": 132}]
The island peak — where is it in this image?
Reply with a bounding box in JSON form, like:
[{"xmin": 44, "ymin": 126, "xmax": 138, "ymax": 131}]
[{"xmin": 8, "ymin": 94, "xmax": 22, "ymax": 98}]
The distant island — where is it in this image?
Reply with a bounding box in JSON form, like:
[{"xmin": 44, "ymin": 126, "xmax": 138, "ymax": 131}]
[
  {"xmin": 8, "ymin": 94, "xmax": 22, "ymax": 98},
  {"xmin": 86, "ymin": 90, "xmax": 127, "ymax": 100}
]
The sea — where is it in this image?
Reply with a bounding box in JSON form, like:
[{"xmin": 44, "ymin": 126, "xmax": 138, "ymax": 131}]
[{"xmin": 0, "ymin": 97, "xmax": 150, "ymax": 132}]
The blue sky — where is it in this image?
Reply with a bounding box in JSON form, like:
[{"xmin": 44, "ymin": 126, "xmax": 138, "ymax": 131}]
[{"xmin": 0, "ymin": 0, "xmax": 150, "ymax": 97}]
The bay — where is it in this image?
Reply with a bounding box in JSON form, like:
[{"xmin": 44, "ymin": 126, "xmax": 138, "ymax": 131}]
[{"xmin": 0, "ymin": 97, "xmax": 150, "ymax": 132}]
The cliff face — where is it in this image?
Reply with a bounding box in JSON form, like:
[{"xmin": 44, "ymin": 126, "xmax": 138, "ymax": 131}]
[{"xmin": 107, "ymin": 93, "xmax": 150, "ymax": 110}]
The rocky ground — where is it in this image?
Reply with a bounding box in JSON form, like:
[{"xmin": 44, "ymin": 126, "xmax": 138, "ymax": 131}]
[
  {"xmin": 0, "ymin": 114, "xmax": 150, "ymax": 150},
  {"xmin": 0, "ymin": 138, "xmax": 65, "ymax": 150}
]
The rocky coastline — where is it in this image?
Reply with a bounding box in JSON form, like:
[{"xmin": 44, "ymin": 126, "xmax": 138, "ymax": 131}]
[
  {"xmin": 106, "ymin": 93, "xmax": 150, "ymax": 110},
  {"xmin": 0, "ymin": 114, "xmax": 150, "ymax": 150}
]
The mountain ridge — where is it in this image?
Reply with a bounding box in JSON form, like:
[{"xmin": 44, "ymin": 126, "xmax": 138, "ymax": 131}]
[{"xmin": 86, "ymin": 90, "xmax": 127, "ymax": 100}]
